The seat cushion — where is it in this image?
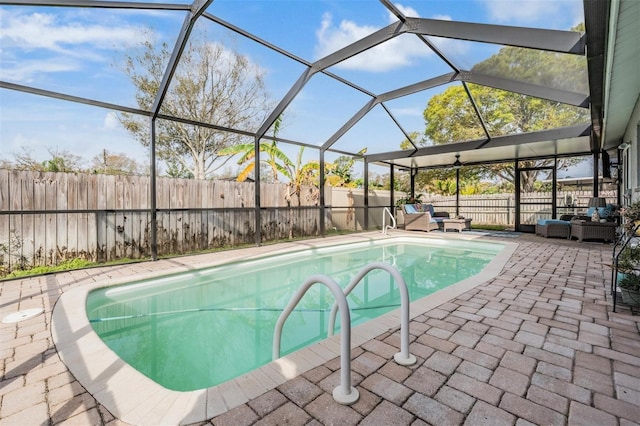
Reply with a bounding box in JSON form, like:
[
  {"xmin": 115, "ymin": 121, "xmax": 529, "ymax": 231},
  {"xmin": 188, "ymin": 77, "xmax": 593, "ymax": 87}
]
[
  {"xmin": 403, "ymin": 204, "xmax": 417, "ymax": 214},
  {"xmin": 422, "ymin": 204, "xmax": 435, "ymax": 216},
  {"xmin": 536, "ymin": 219, "xmax": 569, "ymax": 226},
  {"xmin": 586, "ymin": 205, "xmax": 614, "ymax": 219}
]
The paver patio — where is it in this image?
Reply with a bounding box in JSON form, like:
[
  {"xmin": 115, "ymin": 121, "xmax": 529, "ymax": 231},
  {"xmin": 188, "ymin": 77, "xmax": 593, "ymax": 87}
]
[{"xmin": 1, "ymin": 232, "xmax": 639, "ymax": 425}]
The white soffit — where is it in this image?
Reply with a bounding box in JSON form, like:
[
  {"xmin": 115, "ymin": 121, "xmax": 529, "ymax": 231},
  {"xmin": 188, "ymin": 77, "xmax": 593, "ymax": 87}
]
[{"xmin": 603, "ymin": 0, "xmax": 640, "ymax": 149}]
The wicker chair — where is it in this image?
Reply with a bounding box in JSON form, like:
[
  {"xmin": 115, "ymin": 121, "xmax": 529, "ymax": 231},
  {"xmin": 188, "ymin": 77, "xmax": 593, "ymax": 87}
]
[{"xmin": 398, "ymin": 205, "xmax": 439, "ymax": 232}]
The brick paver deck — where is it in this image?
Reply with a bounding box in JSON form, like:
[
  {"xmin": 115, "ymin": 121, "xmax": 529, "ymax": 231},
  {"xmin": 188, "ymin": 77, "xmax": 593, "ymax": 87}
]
[{"xmin": 1, "ymin": 232, "xmax": 639, "ymax": 425}]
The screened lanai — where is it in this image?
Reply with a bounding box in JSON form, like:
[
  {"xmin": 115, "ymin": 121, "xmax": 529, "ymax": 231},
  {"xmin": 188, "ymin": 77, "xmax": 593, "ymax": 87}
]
[
  {"xmin": 1, "ymin": 0, "xmax": 639, "ymax": 267},
  {"xmin": 3, "ymin": 2, "xmax": 640, "ymax": 425}
]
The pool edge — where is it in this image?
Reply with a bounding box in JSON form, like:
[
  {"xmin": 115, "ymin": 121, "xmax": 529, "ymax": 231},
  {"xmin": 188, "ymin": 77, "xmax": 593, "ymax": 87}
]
[{"xmin": 51, "ymin": 232, "xmax": 517, "ymax": 425}]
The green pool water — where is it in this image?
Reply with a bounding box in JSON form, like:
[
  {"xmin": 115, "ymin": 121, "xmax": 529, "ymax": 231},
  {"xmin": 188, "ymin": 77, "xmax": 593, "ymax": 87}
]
[{"xmin": 87, "ymin": 237, "xmax": 503, "ymax": 391}]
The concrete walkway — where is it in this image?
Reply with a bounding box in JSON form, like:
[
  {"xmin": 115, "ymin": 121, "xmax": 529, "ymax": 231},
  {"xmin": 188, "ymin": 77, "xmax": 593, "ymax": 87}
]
[{"xmin": 1, "ymin": 232, "xmax": 639, "ymax": 425}]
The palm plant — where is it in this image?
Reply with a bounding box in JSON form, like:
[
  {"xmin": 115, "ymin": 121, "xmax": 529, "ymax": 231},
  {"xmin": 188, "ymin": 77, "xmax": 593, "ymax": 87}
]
[
  {"xmin": 285, "ymin": 147, "xmax": 320, "ymax": 205},
  {"xmin": 218, "ymin": 115, "xmax": 291, "ymax": 182}
]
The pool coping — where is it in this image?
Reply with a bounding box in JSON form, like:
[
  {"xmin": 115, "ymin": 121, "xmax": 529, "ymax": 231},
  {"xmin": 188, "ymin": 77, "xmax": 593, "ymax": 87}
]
[{"xmin": 51, "ymin": 231, "xmax": 517, "ymax": 425}]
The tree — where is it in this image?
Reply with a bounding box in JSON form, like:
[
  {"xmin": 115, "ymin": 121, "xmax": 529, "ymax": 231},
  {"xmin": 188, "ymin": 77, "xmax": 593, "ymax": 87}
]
[
  {"xmin": 283, "ymin": 147, "xmax": 321, "ymax": 239},
  {"xmin": 472, "ymin": 23, "xmax": 588, "ymax": 94},
  {"xmin": 164, "ymin": 158, "xmax": 194, "ymax": 179},
  {"xmin": 423, "ymin": 84, "xmax": 587, "ymax": 191},
  {"xmin": 285, "ymin": 147, "xmax": 321, "ymax": 204},
  {"xmin": 218, "ymin": 142, "xmax": 293, "ymax": 182},
  {"xmin": 90, "ymin": 149, "xmax": 146, "ymax": 175},
  {"xmin": 0, "ymin": 158, "xmax": 12, "ymax": 170},
  {"xmin": 399, "ymin": 132, "xmax": 484, "ymax": 195},
  {"xmin": 421, "ymin": 25, "xmax": 589, "ymax": 192},
  {"xmin": 119, "ymin": 34, "xmax": 271, "ymax": 180},
  {"xmin": 8, "ymin": 147, "xmax": 84, "ymax": 172},
  {"xmin": 218, "ymin": 115, "xmax": 293, "ymax": 183},
  {"xmin": 326, "ymin": 148, "xmax": 367, "ymax": 187},
  {"xmin": 365, "ymin": 172, "xmax": 387, "ymax": 190}
]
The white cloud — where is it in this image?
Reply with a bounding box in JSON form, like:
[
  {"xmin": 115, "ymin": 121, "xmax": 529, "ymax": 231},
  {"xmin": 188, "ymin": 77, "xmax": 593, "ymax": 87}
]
[
  {"xmin": 0, "ymin": 10, "xmax": 141, "ymax": 53},
  {"xmin": 0, "ymin": 57, "xmax": 81, "ymax": 83},
  {"xmin": 313, "ymin": 6, "xmax": 431, "ymax": 73},
  {"xmin": 394, "ymin": 4, "xmax": 420, "ymax": 18},
  {"xmin": 314, "ymin": 12, "xmax": 378, "ymax": 56},
  {"xmin": 0, "ymin": 9, "xmax": 147, "ymax": 83},
  {"xmin": 103, "ymin": 112, "xmax": 121, "ymax": 130},
  {"xmin": 311, "ymin": 3, "xmax": 477, "ymax": 73}
]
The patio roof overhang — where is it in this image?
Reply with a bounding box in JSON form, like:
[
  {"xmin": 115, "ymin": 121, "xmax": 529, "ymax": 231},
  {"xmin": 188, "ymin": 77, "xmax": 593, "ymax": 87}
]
[{"xmin": 368, "ymin": 125, "xmax": 593, "ymax": 170}]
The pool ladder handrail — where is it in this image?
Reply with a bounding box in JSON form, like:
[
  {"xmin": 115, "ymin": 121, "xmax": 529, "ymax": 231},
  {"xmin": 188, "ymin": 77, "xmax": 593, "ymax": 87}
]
[
  {"xmin": 382, "ymin": 245, "xmax": 397, "ymax": 266},
  {"xmin": 327, "ymin": 262, "xmax": 416, "ymax": 366},
  {"xmin": 382, "ymin": 207, "xmax": 396, "ymax": 234},
  {"xmin": 272, "ymin": 275, "xmax": 359, "ymax": 405}
]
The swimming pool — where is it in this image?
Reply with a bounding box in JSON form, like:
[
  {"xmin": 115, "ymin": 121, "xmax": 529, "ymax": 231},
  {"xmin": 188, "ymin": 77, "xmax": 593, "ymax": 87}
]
[
  {"xmin": 86, "ymin": 236, "xmax": 504, "ymax": 391},
  {"xmin": 52, "ymin": 233, "xmax": 516, "ymax": 425}
]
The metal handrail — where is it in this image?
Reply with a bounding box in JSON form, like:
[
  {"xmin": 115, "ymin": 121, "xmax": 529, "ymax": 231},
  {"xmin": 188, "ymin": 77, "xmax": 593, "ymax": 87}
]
[
  {"xmin": 272, "ymin": 275, "xmax": 359, "ymax": 405},
  {"xmin": 382, "ymin": 207, "xmax": 397, "ymax": 234},
  {"xmin": 327, "ymin": 262, "xmax": 416, "ymax": 366}
]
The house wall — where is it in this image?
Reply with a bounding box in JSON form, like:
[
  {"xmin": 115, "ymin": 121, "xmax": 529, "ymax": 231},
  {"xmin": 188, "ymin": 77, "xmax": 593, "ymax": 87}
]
[{"xmin": 622, "ymin": 94, "xmax": 640, "ymax": 202}]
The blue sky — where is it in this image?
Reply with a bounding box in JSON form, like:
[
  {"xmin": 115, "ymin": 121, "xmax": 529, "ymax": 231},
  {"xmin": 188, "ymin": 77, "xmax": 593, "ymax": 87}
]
[{"xmin": 0, "ymin": 0, "xmax": 586, "ymax": 177}]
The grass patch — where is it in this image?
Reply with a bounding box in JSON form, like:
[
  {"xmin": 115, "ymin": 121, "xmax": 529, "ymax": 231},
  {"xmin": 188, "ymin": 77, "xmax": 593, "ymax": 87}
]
[
  {"xmin": 0, "ymin": 257, "xmax": 151, "ymax": 280},
  {"xmin": 471, "ymin": 224, "xmax": 509, "ymax": 231},
  {"xmin": 3, "ymin": 258, "xmax": 96, "ymax": 280}
]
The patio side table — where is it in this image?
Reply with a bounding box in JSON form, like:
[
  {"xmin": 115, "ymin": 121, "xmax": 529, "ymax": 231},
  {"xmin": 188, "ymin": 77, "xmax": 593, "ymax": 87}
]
[
  {"xmin": 442, "ymin": 218, "xmax": 472, "ymax": 233},
  {"xmin": 570, "ymin": 220, "xmax": 617, "ymax": 242}
]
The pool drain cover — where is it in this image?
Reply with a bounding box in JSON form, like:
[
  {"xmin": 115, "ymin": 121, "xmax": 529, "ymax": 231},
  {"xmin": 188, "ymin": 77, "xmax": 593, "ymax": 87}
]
[{"xmin": 2, "ymin": 308, "xmax": 43, "ymax": 324}]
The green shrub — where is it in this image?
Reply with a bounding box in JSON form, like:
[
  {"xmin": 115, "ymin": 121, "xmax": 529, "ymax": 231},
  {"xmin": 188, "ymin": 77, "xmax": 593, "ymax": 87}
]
[
  {"xmin": 618, "ymin": 246, "xmax": 640, "ymax": 273},
  {"xmin": 621, "ymin": 200, "xmax": 640, "ymax": 222},
  {"xmin": 619, "ymin": 272, "xmax": 640, "ymax": 292}
]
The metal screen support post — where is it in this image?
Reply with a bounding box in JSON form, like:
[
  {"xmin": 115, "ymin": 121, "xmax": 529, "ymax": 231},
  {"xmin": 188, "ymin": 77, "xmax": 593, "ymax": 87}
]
[
  {"xmin": 149, "ymin": 118, "xmax": 158, "ymax": 261},
  {"xmin": 319, "ymin": 149, "xmax": 326, "ymax": 236}
]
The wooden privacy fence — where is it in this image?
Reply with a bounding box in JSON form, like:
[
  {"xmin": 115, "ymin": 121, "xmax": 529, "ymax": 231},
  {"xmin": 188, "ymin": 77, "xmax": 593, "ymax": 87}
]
[
  {"xmin": 427, "ymin": 191, "xmax": 617, "ymax": 225},
  {"xmin": 0, "ymin": 169, "xmax": 619, "ymax": 274},
  {"xmin": 427, "ymin": 194, "xmax": 515, "ymax": 225},
  {"xmin": 0, "ymin": 170, "xmax": 327, "ymax": 273}
]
